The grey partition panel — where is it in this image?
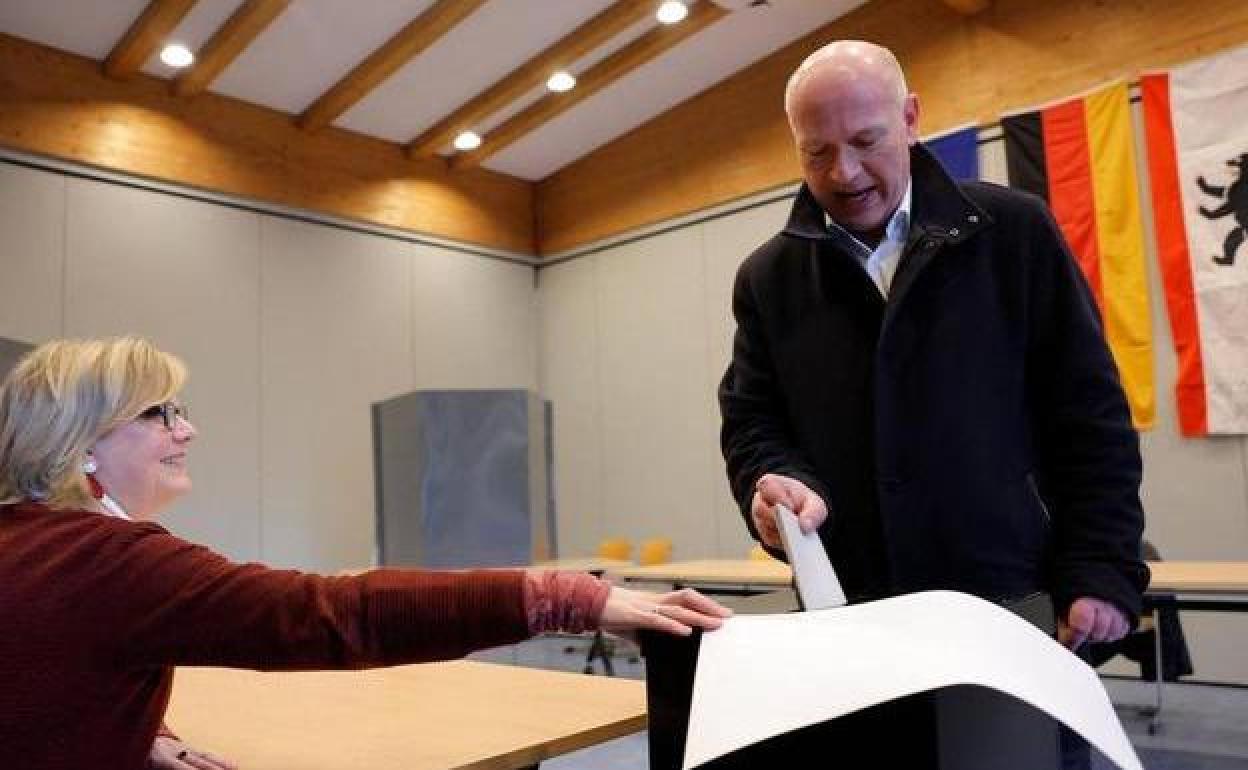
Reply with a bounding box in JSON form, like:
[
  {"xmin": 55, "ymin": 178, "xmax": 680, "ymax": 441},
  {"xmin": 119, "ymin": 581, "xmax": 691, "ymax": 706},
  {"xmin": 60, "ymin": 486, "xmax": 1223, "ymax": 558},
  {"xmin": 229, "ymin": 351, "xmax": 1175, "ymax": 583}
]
[
  {"xmin": 543, "ymin": 400, "xmax": 558, "ymax": 559},
  {"xmin": 373, "ymin": 390, "xmax": 553, "ymax": 568},
  {"xmin": 0, "ymin": 337, "xmax": 32, "ymax": 380}
]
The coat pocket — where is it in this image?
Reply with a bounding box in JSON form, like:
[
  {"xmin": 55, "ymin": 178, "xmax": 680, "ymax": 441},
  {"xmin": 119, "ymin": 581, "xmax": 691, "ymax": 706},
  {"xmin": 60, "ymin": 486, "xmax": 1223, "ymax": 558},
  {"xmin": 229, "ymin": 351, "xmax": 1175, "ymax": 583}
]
[{"xmin": 1010, "ymin": 471, "xmax": 1053, "ymax": 560}]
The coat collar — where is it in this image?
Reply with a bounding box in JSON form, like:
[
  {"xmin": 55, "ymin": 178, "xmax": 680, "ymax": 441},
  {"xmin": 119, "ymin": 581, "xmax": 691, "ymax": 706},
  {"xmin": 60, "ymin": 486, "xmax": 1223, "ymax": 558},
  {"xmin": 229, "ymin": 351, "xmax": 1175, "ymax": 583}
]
[{"xmin": 781, "ymin": 143, "xmax": 992, "ymax": 247}]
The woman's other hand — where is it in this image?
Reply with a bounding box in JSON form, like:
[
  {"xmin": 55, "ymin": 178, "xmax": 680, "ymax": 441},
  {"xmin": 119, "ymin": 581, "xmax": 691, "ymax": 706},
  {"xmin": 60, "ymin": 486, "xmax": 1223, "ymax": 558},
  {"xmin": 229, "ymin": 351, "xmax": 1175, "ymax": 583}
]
[{"xmin": 149, "ymin": 735, "xmax": 238, "ymax": 770}]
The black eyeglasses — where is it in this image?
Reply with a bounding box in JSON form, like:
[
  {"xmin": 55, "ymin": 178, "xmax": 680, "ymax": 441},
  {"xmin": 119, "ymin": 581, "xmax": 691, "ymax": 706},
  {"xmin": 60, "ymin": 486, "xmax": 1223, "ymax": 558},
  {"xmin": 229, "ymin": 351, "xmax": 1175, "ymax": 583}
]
[{"xmin": 138, "ymin": 401, "xmax": 189, "ymax": 430}]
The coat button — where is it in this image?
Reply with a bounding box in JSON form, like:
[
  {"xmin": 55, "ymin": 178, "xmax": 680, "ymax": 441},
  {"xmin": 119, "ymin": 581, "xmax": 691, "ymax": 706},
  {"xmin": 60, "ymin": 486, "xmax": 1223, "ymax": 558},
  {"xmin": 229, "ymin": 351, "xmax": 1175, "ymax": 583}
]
[
  {"xmin": 968, "ymin": 214, "xmax": 979, "ymax": 223},
  {"xmin": 949, "ymin": 227, "xmax": 960, "ymax": 237}
]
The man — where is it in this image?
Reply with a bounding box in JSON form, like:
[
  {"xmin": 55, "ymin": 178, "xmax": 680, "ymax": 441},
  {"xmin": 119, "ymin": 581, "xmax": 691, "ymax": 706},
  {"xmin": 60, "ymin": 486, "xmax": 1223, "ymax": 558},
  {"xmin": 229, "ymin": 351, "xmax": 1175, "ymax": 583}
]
[{"xmin": 718, "ymin": 41, "xmax": 1147, "ymax": 767}]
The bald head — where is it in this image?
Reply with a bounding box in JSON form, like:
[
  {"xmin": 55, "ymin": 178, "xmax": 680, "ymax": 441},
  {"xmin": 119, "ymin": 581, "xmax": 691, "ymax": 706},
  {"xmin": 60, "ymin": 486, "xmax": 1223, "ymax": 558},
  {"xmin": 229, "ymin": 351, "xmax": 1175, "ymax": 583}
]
[
  {"xmin": 784, "ymin": 41, "xmax": 908, "ymax": 121},
  {"xmin": 783, "ymin": 40, "xmax": 918, "ymax": 237}
]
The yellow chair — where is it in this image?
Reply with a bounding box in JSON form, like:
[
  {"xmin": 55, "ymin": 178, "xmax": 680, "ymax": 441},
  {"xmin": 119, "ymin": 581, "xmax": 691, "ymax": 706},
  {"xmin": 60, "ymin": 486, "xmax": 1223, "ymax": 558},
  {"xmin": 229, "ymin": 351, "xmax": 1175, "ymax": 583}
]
[
  {"xmin": 638, "ymin": 537, "xmax": 673, "ymax": 566},
  {"xmin": 749, "ymin": 543, "xmax": 777, "ymax": 561},
  {"xmin": 596, "ymin": 538, "xmax": 632, "ymax": 562}
]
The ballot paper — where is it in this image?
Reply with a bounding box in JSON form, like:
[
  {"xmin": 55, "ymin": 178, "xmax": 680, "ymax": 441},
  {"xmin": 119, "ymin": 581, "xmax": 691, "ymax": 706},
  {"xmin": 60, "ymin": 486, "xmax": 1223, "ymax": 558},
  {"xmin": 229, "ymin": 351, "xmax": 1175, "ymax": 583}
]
[
  {"xmin": 774, "ymin": 503, "xmax": 846, "ymax": 610},
  {"xmin": 683, "ymin": 590, "xmax": 1143, "ymax": 770}
]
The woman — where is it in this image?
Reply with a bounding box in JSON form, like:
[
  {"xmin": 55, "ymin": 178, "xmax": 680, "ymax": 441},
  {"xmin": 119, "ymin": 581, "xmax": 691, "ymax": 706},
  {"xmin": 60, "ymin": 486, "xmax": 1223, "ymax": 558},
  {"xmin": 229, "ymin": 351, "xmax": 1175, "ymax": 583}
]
[{"xmin": 0, "ymin": 337, "xmax": 731, "ymax": 770}]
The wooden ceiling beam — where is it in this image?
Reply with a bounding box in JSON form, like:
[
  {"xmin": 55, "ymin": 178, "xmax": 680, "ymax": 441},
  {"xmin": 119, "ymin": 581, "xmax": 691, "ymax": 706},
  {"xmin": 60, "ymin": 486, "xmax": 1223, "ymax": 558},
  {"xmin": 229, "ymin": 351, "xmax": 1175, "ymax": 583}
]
[
  {"xmin": 940, "ymin": 0, "xmax": 992, "ymax": 14},
  {"xmin": 1, "ymin": 32, "xmax": 534, "ymax": 254},
  {"xmin": 298, "ymin": 0, "xmax": 488, "ymax": 133},
  {"xmin": 104, "ymin": 0, "xmax": 199, "ymax": 79},
  {"xmin": 406, "ymin": 0, "xmax": 656, "ymax": 158},
  {"xmin": 173, "ymin": 0, "xmax": 290, "ymax": 97},
  {"xmin": 451, "ymin": 0, "xmax": 729, "ymax": 170}
]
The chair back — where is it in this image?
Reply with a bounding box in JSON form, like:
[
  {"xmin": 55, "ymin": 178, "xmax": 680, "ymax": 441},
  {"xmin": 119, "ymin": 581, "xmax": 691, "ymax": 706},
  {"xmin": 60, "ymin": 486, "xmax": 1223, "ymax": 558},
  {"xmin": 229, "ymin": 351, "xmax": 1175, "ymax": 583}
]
[
  {"xmin": 596, "ymin": 538, "xmax": 632, "ymax": 561},
  {"xmin": 638, "ymin": 537, "xmax": 673, "ymax": 566},
  {"xmin": 748, "ymin": 543, "xmax": 777, "ymax": 561}
]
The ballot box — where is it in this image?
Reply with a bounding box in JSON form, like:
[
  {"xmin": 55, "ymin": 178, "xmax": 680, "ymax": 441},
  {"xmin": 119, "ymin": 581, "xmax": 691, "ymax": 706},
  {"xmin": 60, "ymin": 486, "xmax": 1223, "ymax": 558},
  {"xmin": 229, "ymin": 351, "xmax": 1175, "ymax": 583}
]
[{"xmin": 641, "ymin": 591, "xmax": 1062, "ymax": 770}]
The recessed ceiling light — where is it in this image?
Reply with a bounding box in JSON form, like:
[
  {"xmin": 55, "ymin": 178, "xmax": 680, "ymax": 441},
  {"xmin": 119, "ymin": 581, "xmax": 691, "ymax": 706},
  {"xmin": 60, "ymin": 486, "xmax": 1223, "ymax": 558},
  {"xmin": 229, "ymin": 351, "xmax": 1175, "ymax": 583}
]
[
  {"xmin": 453, "ymin": 131, "xmax": 482, "ymax": 151},
  {"xmin": 546, "ymin": 71, "xmax": 576, "ymax": 93},
  {"xmin": 656, "ymin": 1, "xmax": 688, "ymax": 24},
  {"xmin": 159, "ymin": 43, "xmax": 194, "ymax": 69}
]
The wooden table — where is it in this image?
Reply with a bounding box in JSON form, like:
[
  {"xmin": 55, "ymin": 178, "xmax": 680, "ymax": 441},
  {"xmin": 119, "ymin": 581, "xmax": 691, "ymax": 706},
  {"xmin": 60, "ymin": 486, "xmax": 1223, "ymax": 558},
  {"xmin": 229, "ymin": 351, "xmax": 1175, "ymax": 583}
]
[
  {"xmin": 611, "ymin": 559, "xmax": 792, "ymax": 593},
  {"xmin": 535, "ymin": 557, "xmax": 634, "ymax": 573},
  {"xmin": 165, "ymin": 661, "xmax": 646, "ymax": 770},
  {"xmin": 1145, "ymin": 560, "xmax": 1248, "ymax": 595},
  {"xmin": 612, "ymin": 559, "xmax": 1248, "ymax": 596}
]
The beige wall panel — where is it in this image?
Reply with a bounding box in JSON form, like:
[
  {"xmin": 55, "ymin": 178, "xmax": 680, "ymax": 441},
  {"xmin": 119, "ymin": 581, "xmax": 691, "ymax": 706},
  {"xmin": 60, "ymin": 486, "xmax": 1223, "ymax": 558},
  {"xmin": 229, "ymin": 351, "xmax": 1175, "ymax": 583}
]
[
  {"xmin": 410, "ymin": 250, "xmax": 537, "ymax": 391},
  {"xmin": 259, "ymin": 217, "xmax": 413, "ymax": 572},
  {"xmin": 1140, "ymin": 431, "xmax": 1248, "ymax": 561},
  {"xmin": 701, "ymin": 198, "xmax": 793, "ymax": 557},
  {"xmin": 537, "ymin": 257, "xmax": 604, "ymax": 558},
  {"xmin": 1178, "ymin": 613, "xmax": 1248, "ymax": 685},
  {"xmin": 63, "ymin": 179, "xmax": 261, "ymax": 562},
  {"xmin": 0, "ymin": 162, "xmax": 64, "ymax": 343},
  {"xmin": 595, "ymin": 227, "xmax": 718, "ymax": 560},
  {"xmin": 978, "ymin": 136, "xmax": 1008, "ymax": 187}
]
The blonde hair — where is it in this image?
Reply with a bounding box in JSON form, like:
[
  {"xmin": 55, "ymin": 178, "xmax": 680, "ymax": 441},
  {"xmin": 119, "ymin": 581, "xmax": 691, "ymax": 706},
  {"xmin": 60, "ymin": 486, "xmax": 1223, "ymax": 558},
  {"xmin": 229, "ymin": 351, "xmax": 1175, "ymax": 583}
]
[{"xmin": 0, "ymin": 337, "xmax": 186, "ymax": 510}]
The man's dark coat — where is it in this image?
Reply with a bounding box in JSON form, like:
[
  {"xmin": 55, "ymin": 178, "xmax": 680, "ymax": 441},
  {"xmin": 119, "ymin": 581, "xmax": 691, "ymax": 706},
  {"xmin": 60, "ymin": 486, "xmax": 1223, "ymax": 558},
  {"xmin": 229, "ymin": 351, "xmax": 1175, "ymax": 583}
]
[{"xmin": 719, "ymin": 146, "xmax": 1148, "ymax": 618}]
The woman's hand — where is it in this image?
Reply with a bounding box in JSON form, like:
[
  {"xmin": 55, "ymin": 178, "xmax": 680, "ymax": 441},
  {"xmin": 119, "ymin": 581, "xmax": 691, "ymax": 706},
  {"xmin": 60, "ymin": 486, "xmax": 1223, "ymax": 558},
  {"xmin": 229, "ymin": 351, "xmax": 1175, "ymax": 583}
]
[
  {"xmin": 149, "ymin": 735, "xmax": 238, "ymax": 770},
  {"xmin": 599, "ymin": 586, "xmax": 732, "ymax": 639}
]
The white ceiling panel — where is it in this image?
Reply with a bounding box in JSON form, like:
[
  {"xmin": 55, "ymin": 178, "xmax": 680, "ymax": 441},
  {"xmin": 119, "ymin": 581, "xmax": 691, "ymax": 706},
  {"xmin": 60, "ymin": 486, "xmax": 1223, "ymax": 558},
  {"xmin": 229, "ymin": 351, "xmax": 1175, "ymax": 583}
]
[
  {"xmin": 209, "ymin": 0, "xmax": 438, "ymax": 114},
  {"xmin": 485, "ymin": 0, "xmax": 866, "ymax": 180},
  {"xmin": 460, "ymin": 14, "xmax": 653, "ymax": 148},
  {"xmin": 0, "ymin": 0, "xmax": 149, "ymax": 60},
  {"xmin": 0, "ymin": 0, "xmax": 862, "ymax": 182},
  {"xmin": 336, "ymin": 0, "xmax": 617, "ymax": 143},
  {"xmin": 559, "ymin": 13, "xmax": 654, "ymax": 78}
]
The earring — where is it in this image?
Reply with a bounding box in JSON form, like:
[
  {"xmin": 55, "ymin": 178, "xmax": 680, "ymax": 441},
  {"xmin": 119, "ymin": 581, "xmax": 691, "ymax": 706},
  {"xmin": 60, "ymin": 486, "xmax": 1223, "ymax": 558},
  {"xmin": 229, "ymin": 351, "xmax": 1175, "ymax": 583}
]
[{"xmin": 82, "ymin": 457, "xmax": 98, "ymax": 475}]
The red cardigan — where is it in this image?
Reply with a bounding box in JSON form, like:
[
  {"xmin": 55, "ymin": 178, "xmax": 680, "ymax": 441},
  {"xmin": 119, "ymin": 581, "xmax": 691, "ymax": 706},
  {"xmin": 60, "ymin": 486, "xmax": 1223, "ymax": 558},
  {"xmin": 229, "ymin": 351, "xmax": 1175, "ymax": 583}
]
[{"xmin": 0, "ymin": 503, "xmax": 538, "ymax": 769}]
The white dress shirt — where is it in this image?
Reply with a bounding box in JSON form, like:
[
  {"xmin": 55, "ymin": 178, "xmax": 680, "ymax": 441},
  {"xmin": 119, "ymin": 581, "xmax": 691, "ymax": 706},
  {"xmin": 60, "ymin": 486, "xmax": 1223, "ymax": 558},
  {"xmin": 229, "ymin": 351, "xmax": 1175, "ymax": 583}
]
[{"xmin": 825, "ymin": 180, "xmax": 913, "ymax": 299}]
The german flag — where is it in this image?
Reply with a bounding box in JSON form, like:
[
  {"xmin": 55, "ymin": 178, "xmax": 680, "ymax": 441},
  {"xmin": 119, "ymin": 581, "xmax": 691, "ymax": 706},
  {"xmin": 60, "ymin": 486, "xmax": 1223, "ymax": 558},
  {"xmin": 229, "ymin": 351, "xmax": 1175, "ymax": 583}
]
[{"xmin": 1002, "ymin": 82, "xmax": 1155, "ymax": 430}]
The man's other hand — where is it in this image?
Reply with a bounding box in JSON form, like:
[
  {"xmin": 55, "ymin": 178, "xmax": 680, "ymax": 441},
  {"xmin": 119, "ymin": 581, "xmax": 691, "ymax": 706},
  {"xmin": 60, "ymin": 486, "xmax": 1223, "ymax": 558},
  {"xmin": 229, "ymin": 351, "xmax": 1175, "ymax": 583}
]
[
  {"xmin": 1058, "ymin": 596, "xmax": 1130, "ymax": 650},
  {"xmin": 750, "ymin": 473, "xmax": 829, "ymax": 548}
]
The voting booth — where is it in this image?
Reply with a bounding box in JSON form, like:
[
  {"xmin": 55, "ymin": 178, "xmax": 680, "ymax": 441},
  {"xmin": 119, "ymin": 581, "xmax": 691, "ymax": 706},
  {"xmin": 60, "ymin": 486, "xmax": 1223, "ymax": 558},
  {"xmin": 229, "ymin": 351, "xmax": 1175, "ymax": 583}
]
[
  {"xmin": 640, "ymin": 593, "xmax": 1063, "ymax": 770},
  {"xmin": 372, "ymin": 389, "xmax": 556, "ymax": 568}
]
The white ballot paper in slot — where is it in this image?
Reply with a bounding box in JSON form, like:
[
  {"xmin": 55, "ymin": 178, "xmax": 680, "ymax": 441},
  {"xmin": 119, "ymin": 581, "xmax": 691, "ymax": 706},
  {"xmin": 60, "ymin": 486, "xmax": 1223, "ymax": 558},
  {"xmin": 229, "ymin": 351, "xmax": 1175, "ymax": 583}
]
[
  {"xmin": 774, "ymin": 503, "xmax": 846, "ymax": 610},
  {"xmin": 683, "ymin": 590, "xmax": 1143, "ymax": 770}
]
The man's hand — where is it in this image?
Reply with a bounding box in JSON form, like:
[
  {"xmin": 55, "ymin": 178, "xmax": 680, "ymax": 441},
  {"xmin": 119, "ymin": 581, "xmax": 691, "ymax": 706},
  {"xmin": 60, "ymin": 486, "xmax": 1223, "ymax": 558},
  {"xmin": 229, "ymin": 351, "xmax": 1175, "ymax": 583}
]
[
  {"xmin": 1057, "ymin": 597, "xmax": 1130, "ymax": 650},
  {"xmin": 750, "ymin": 473, "xmax": 829, "ymax": 549},
  {"xmin": 149, "ymin": 735, "xmax": 238, "ymax": 770}
]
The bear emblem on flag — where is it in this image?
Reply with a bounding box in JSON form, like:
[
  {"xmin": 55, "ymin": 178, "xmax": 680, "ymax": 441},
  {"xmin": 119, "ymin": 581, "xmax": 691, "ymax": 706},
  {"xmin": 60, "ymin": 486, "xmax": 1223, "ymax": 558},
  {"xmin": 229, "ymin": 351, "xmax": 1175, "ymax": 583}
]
[{"xmin": 1196, "ymin": 152, "xmax": 1248, "ymax": 266}]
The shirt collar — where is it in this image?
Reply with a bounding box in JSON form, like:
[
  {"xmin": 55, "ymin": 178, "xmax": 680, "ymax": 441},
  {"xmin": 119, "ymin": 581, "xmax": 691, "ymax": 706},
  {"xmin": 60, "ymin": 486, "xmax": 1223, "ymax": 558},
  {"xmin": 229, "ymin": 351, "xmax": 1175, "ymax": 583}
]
[{"xmin": 824, "ymin": 178, "xmax": 913, "ymax": 256}]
